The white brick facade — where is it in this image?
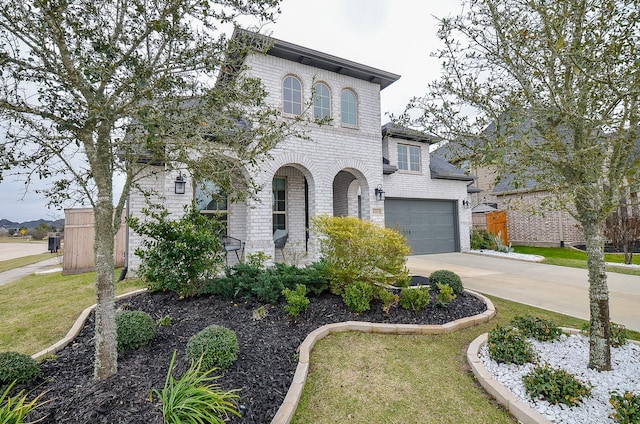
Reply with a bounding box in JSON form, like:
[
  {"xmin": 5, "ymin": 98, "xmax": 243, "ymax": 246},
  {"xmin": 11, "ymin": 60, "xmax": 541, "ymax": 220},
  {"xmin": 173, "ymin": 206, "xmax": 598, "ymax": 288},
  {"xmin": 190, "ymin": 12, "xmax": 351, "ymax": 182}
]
[{"xmin": 126, "ymin": 32, "xmax": 472, "ymax": 270}]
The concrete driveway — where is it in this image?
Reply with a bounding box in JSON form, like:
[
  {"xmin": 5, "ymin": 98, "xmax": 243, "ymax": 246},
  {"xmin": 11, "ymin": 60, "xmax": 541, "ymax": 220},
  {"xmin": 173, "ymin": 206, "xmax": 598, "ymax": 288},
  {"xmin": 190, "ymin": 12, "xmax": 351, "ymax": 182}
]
[
  {"xmin": 0, "ymin": 241, "xmax": 48, "ymax": 261},
  {"xmin": 407, "ymin": 252, "xmax": 640, "ymax": 332}
]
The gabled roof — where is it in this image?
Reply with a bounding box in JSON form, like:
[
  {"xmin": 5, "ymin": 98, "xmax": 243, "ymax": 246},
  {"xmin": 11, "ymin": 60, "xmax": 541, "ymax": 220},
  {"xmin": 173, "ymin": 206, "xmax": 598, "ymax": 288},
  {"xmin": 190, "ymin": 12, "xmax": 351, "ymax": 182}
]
[
  {"xmin": 233, "ymin": 29, "xmax": 401, "ymax": 90},
  {"xmin": 429, "ymin": 153, "xmax": 474, "ymax": 182},
  {"xmin": 381, "ymin": 122, "xmax": 438, "ymax": 144}
]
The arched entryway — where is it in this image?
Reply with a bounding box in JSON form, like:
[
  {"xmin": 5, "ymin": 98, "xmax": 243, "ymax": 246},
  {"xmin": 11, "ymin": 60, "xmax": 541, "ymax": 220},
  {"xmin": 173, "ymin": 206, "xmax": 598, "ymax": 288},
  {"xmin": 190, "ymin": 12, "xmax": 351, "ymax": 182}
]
[{"xmin": 332, "ymin": 168, "xmax": 370, "ymax": 220}]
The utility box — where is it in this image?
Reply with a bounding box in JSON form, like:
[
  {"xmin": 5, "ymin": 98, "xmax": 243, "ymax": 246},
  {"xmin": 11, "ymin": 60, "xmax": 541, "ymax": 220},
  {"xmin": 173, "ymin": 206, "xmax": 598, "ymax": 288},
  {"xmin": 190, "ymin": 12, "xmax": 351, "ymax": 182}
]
[{"xmin": 47, "ymin": 232, "xmax": 62, "ymax": 253}]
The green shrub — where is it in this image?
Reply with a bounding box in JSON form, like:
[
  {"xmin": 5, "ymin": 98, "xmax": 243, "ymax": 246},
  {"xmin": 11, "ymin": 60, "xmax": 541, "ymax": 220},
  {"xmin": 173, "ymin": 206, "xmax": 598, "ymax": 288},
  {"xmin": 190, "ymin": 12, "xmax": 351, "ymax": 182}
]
[
  {"xmin": 428, "ymin": 270, "xmax": 464, "ymax": 295},
  {"xmin": 399, "ymin": 287, "xmax": 431, "ymax": 312},
  {"xmin": 186, "ymin": 325, "xmax": 238, "ymax": 371},
  {"xmin": 522, "ymin": 364, "xmax": 591, "ymax": 406},
  {"xmin": 379, "ymin": 289, "xmax": 399, "ymax": 315},
  {"xmin": 313, "ymin": 215, "xmax": 410, "ymax": 295},
  {"xmin": 128, "ymin": 203, "xmax": 225, "ymax": 298},
  {"xmin": 510, "ymin": 314, "xmax": 562, "ymax": 341},
  {"xmin": 470, "ymin": 229, "xmax": 494, "ymax": 250},
  {"xmin": 0, "ymin": 381, "xmax": 48, "ymax": 423},
  {"xmin": 580, "ymin": 321, "xmax": 628, "ymax": 347},
  {"xmin": 342, "ymin": 281, "xmax": 374, "ymax": 313},
  {"xmin": 116, "ymin": 310, "xmax": 156, "ymax": 351},
  {"xmin": 150, "ymin": 351, "xmax": 240, "ymax": 424},
  {"xmin": 487, "ymin": 325, "xmax": 537, "ymax": 365},
  {"xmin": 282, "ymin": 284, "xmax": 310, "ymax": 317},
  {"xmin": 435, "ymin": 283, "xmax": 456, "ymax": 307},
  {"xmin": 157, "ymin": 315, "xmax": 173, "ymax": 327},
  {"xmin": 0, "ymin": 352, "xmax": 41, "ymax": 387},
  {"xmin": 610, "ymin": 391, "xmax": 640, "ymax": 423}
]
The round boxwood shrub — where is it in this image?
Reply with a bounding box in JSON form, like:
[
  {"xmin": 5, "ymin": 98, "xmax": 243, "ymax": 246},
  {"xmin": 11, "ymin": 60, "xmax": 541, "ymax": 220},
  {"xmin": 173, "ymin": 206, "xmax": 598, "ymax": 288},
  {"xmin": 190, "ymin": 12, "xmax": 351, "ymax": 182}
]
[
  {"xmin": 428, "ymin": 270, "xmax": 464, "ymax": 295},
  {"xmin": 116, "ymin": 310, "xmax": 156, "ymax": 351},
  {"xmin": 0, "ymin": 351, "xmax": 41, "ymax": 386},
  {"xmin": 186, "ymin": 325, "xmax": 239, "ymax": 371}
]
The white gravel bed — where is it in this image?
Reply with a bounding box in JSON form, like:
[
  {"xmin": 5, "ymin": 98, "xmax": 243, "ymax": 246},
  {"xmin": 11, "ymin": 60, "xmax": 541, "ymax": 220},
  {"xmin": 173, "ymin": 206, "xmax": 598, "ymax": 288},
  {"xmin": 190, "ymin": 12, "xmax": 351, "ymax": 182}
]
[
  {"xmin": 468, "ymin": 249, "xmax": 545, "ymax": 262},
  {"xmin": 479, "ymin": 333, "xmax": 640, "ymax": 423}
]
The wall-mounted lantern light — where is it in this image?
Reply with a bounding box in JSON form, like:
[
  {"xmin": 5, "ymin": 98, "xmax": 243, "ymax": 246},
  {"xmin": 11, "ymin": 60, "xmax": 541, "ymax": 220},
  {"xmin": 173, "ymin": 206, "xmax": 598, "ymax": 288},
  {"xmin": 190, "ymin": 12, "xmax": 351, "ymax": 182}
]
[
  {"xmin": 462, "ymin": 199, "xmax": 470, "ymax": 209},
  {"xmin": 174, "ymin": 173, "xmax": 186, "ymax": 195},
  {"xmin": 375, "ymin": 184, "xmax": 385, "ymax": 201}
]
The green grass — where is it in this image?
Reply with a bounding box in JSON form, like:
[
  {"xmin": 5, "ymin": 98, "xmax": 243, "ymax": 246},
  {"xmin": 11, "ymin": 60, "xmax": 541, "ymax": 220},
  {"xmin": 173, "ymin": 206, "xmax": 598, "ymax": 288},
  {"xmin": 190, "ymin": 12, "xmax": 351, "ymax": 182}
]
[
  {"xmin": 292, "ymin": 296, "xmax": 640, "ymax": 423},
  {"xmin": 0, "ymin": 253, "xmax": 59, "ymax": 273},
  {"xmin": 512, "ymin": 245, "xmax": 640, "ymax": 276},
  {"xmin": 0, "ymin": 271, "xmax": 145, "ymax": 355}
]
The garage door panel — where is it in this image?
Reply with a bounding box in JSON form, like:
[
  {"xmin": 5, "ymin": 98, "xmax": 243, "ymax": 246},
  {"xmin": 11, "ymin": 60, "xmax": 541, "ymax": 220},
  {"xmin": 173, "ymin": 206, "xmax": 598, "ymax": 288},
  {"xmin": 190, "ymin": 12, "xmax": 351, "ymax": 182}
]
[{"xmin": 385, "ymin": 199, "xmax": 458, "ymax": 255}]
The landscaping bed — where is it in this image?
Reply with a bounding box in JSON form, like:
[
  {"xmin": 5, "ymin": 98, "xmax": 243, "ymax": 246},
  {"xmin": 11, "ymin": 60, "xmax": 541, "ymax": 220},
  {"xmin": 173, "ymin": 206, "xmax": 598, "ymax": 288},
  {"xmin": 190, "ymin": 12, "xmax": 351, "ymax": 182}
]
[{"xmin": 24, "ymin": 289, "xmax": 487, "ymax": 423}]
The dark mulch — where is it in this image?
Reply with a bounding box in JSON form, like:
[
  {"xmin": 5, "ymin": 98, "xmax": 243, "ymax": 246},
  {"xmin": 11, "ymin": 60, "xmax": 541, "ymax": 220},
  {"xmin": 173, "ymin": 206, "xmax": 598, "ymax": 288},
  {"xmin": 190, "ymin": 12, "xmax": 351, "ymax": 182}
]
[{"xmin": 24, "ymin": 287, "xmax": 487, "ymax": 424}]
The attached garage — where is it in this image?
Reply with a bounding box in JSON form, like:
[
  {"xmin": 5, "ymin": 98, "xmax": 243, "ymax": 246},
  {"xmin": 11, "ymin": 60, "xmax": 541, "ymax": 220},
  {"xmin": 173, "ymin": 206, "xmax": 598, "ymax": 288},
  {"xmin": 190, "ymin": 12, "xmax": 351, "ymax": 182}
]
[{"xmin": 385, "ymin": 198, "xmax": 459, "ymax": 254}]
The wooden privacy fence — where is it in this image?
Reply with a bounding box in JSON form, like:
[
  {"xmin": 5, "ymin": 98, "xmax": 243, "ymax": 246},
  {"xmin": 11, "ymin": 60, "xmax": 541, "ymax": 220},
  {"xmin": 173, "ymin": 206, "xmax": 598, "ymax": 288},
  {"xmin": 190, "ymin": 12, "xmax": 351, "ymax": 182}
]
[
  {"xmin": 63, "ymin": 208, "xmax": 126, "ymax": 275},
  {"xmin": 472, "ymin": 210, "xmax": 509, "ymax": 246}
]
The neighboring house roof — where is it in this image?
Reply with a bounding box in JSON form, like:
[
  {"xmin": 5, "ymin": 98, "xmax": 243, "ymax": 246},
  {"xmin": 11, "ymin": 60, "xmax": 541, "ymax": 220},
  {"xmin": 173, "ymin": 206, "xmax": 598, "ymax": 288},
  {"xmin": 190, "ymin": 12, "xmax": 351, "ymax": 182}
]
[
  {"xmin": 381, "ymin": 122, "xmax": 438, "ymax": 143},
  {"xmin": 234, "ymin": 29, "xmax": 401, "ymax": 90}
]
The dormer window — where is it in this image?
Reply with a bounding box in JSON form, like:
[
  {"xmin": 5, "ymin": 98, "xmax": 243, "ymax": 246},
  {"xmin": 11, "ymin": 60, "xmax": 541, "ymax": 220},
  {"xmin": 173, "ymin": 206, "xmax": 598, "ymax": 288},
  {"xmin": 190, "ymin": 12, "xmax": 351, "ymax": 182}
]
[
  {"xmin": 313, "ymin": 82, "xmax": 331, "ymax": 120},
  {"xmin": 283, "ymin": 76, "xmax": 302, "ymax": 115},
  {"xmin": 340, "ymin": 89, "xmax": 357, "ymax": 126}
]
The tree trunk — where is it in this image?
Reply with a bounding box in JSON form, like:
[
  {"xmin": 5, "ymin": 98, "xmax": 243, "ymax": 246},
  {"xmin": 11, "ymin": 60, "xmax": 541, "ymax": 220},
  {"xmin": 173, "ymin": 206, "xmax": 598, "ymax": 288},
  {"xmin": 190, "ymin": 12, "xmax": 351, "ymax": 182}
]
[
  {"xmin": 583, "ymin": 219, "xmax": 611, "ymax": 371},
  {"xmin": 93, "ymin": 197, "xmax": 117, "ymax": 379}
]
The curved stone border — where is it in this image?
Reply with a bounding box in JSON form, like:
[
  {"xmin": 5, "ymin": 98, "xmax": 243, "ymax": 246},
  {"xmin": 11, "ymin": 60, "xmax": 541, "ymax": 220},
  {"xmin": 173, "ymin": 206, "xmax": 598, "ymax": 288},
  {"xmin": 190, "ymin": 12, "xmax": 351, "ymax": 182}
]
[
  {"xmin": 467, "ymin": 327, "xmax": 640, "ymax": 424},
  {"xmin": 271, "ymin": 290, "xmax": 496, "ymax": 424},
  {"xmin": 32, "ymin": 289, "xmax": 147, "ymax": 360}
]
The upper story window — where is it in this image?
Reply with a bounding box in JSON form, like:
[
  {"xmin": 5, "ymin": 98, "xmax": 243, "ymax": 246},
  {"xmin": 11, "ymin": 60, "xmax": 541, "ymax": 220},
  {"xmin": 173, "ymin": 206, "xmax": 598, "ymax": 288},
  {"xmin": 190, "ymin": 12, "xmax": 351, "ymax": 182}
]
[
  {"xmin": 283, "ymin": 76, "xmax": 302, "ymax": 115},
  {"xmin": 398, "ymin": 144, "xmax": 421, "ymax": 172},
  {"xmin": 340, "ymin": 89, "xmax": 357, "ymax": 126},
  {"xmin": 313, "ymin": 82, "xmax": 330, "ymax": 120}
]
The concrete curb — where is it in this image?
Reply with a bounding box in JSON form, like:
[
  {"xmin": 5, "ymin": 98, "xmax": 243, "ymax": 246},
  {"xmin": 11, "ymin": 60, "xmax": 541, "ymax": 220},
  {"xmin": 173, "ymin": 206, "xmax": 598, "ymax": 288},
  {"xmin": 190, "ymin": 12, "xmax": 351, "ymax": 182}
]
[
  {"xmin": 466, "ymin": 327, "xmax": 640, "ymax": 424},
  {"xmin": 32, "ymin": 289, "xmax": 148, "ymax": 360},
  {"xmin": 270, "ymin": 289, "xmax": 496, "ymax": 424}
]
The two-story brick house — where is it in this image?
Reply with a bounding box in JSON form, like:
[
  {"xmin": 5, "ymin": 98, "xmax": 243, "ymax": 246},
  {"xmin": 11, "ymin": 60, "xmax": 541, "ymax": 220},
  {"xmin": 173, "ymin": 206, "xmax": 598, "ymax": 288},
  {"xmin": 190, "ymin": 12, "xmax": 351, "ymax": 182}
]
[{"xmin": 126, "ymin": 30, "xmax": 473, "ymax": 271}]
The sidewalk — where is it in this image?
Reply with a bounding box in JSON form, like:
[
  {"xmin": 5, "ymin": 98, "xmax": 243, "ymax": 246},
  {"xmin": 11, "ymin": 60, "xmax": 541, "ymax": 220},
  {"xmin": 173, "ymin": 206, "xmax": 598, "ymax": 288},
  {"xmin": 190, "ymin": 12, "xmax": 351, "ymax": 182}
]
[
  {"xmin": 407, "ymin": 252, "xmax": 640, "ymax": 332},
  {"xmin": 0, "ymin": 257, "xmax": 63, "ymax": 287}
]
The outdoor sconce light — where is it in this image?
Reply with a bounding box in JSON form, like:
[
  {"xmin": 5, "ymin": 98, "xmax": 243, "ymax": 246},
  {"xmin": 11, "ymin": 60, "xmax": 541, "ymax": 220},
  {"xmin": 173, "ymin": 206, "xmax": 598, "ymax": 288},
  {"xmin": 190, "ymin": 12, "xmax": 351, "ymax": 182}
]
[
  {"xmin": 462, "ymin": 199, "xmax": 470, "ymax": 209},
  {"xmin": 174, "ymin": 173, "xmax": 186, "ymax": 195},
  {"xmin": 375, "ymin": 184, "xmax": 385, "ymax": 201}
]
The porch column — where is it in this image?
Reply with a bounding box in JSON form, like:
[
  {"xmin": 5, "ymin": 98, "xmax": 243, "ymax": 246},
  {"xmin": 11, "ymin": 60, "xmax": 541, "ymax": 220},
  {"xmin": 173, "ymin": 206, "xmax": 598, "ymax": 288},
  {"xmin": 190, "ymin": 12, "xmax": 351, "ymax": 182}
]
[{"xmin": 243, "ymin": 181, "xmax": 275, "ymax": 262}]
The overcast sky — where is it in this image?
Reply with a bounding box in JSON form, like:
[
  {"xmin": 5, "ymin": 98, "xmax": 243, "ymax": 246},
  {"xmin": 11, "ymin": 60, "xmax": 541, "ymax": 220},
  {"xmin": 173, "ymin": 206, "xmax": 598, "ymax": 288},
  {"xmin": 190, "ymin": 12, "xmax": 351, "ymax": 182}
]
[{"xmin": 0, "ymin": 0, "xmax": 462, "ymax": 223}]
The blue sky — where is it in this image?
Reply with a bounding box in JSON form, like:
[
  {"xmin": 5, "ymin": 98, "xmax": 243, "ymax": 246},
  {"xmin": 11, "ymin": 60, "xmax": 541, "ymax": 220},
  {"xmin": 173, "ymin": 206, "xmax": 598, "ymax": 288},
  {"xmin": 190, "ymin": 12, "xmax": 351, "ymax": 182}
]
[{"xmin": 0, "ymin": 0, "xmax": 462, "ymax": 222}]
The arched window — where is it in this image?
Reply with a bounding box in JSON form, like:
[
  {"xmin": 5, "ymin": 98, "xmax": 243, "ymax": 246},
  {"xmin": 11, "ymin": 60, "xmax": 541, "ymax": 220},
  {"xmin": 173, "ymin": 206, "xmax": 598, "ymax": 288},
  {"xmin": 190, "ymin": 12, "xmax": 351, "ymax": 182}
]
[
  {"xmin": 313, "ymin": 82, "xmax": 330, "ymax": 120},
  {"xmin": 341, "ymin": 89, "xmax": 357, "ymax": 125},
  {"xmin": 283, "ymin": 76, "xmax": 302, "ymax": 115}
]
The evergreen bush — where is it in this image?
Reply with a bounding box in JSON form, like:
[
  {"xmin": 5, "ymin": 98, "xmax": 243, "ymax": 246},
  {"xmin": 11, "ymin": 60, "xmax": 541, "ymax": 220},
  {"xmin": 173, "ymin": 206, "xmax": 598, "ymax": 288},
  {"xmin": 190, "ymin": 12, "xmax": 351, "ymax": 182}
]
[
  {"xmin": 523, "ymin": 364, "xmax": 591, "ymax": 406},
  {"xmin": 282, "ymin": 284, "xmax": 310, "ymax": 317},
  {"xmin": 186, "ymin": 325, "xmax": 238, "ymax": 371},
  {"xmin": 435, "ymin": 283, "xmax": 456, "ymax": 307},
  {"xmin": 428, "ymin": 270, "xmax": 464, "ymax": 295},
  {"xmin": 399, "ymin": 287, "xmax": 431, "ymax": 311},
  {"xmin": 487, "ymin": 325, "xmax": 537, "ymax": 365},
  {"xmin": 342, "ymin": 281, "xmax": 374, "ymax": 313},
  {"xmin": 510, "ymin": 314, "xmax": 562, "ymax": 341},
  {"xmin": 610, "ymin": 391, "xmax": 640, "ymax": 423},
  {"xmin": 0, "ymin": 352, "xmax": 41, "ymax": 387},
  {"xmin": 116, "ymin": 310, "xmax": 156, "ymax": 351}
]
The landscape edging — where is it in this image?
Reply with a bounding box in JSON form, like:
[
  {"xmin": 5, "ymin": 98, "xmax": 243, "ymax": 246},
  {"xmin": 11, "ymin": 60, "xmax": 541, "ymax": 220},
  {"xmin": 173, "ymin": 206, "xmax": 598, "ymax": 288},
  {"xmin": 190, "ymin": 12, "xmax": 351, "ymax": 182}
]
[
  {"xmin": 271, "ymin": 289, "xmax": 496, "ymax": 424},
  {"xmin": 32, "ymin": 289, "xmax": 148, "ymax": 360}
]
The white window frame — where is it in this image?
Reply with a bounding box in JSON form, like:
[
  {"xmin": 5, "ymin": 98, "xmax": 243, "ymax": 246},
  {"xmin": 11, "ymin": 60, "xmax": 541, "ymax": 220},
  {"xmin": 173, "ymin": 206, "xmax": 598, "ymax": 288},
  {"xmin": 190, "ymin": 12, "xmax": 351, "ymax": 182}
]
[
  {"xmin": 283, "ymin": 75, "xmax": 302, "ymax": 116},
  {"xmin": 313, "ymin": 82, "xmax": 331, "ymax": 120},
  {"xmin": 397, "ymin": 143, "xmax": 421, "ymax": 173},
  {"xmin": 272, "ymin": 176, "xmax": 287, "ymax": 233},
  {"xmin": 340, "ymin": 88, "xmax": 357, "ymax": 126}
]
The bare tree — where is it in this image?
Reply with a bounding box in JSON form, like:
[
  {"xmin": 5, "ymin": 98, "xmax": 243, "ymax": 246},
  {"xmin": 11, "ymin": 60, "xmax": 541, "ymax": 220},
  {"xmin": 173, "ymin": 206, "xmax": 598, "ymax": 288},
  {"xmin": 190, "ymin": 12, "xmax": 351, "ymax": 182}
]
[
  {"xmin": 0, "ymin": 0, "xmax": 298, "ymax": 379},
  {"xmin": 405, "ymin": 0, "xmax": 640, "ymax": 370}
]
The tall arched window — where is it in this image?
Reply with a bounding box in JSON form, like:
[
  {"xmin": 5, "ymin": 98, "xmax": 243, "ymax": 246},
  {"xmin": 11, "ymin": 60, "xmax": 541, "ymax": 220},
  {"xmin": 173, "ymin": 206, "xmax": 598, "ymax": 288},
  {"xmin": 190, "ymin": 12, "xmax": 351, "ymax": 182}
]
[
  {"xmin": 313, "ymin": 82, "xmax": 330, "ymax": 120},
  {"xmin": 283, "ymin": 76, "xmax": 302, "ymax": 115},
  {"xmin": 341, "ymin": 89, "xmax": 357, "ymax": 125}
]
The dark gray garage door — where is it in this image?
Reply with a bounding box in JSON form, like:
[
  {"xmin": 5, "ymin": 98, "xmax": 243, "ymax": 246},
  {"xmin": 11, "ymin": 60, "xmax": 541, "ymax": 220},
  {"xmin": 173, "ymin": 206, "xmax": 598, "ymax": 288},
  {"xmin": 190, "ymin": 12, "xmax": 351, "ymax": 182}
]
[{"xmin": 385, "ymin": 198, "xmax": 458, "ymax": 254}]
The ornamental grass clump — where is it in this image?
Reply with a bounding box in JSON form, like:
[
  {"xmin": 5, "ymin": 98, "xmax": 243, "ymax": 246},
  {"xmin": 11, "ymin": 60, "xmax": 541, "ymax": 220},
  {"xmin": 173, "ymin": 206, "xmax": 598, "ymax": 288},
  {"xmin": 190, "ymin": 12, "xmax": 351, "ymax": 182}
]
[
  {"xmin": 0, "ymin": 381, "xmax": 48, "ymax": 423},
  {"xmin": 522, "ymin": 364, "xmax": 591, "ymax": 407},
  {"xmin": 116, "ymin": 310, "xmax": 156, "ymax": 352},
  {"xmin": 510, "ymin": 314, "xmax": 562, "ymax": 341},
  {"xmin": 186, "ymin": 325, "xmax": 238, "ymax": 371},
  {"xmin": 0, "ymin": 352, "xmax": 41, "ymax": 387},
  {"xmin": 487, "ymin": 325, "xmax": 537, "ymax": 365},
  {"xmin": 150, "ymin": 351, "xmax": 240, "ymax": 424}
]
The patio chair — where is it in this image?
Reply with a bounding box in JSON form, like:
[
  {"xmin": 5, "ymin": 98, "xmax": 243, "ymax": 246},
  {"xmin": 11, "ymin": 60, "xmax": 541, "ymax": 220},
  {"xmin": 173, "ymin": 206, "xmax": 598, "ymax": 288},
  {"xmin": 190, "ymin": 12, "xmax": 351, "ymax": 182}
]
[
  {"xmin": 221, "ymin": 235, "xmax": 244, "ymax": 264},
  {"xmin": 273, "ymin": 229, "xmax": 288, "ymax": 261}
]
